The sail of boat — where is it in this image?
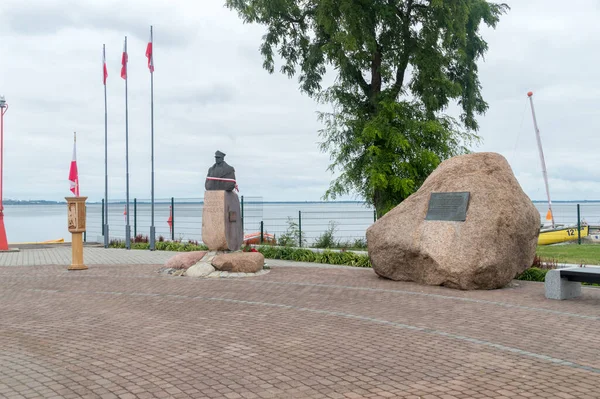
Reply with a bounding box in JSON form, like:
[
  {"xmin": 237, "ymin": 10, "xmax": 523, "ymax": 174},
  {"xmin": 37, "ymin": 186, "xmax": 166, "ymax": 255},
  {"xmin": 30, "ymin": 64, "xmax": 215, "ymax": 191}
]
[
  {"xmin": 527, "ymin": 91, "xmax": 555, "ymax": 229},
  {"xmin": 527, "ymin": 91, "xmax": 589, "ymax": 244}
]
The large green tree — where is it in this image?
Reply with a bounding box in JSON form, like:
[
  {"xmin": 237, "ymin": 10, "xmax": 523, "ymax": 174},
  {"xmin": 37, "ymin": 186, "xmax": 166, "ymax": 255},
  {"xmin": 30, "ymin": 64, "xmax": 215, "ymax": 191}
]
[{"xmin": 226, "ymin": 0, "xmax": 509, "ymax": 217}]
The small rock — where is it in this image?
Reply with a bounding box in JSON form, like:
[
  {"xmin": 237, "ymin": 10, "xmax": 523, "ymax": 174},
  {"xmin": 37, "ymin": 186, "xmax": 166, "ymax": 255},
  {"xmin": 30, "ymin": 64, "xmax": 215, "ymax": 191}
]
[
  {"xmin": 164, "ymin": 251, "xmax": 208, "ymax": 270},
  {"xmin": 185, "ymin": 262, "xmax": 216, "ymax": 277},
  {"xmin": 212, "ymin": 252, "xmax": 264, "ymax": 273}
]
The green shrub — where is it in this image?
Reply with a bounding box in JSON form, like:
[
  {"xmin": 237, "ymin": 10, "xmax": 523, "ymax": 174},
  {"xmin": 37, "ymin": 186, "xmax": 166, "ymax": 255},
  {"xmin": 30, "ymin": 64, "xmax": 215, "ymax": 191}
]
[
  {"xmin": 312, "ymin": 221, "xmax": 339, "ymax": 248},
  {"xmin": 109, "ymin": 240, "xmax": 207, "ymax": 252},
  {"xmin": 277, "ymin": 217, "xmax": 306, "ymax": 247},
  {"xmin": 109, "ymin": 239, "xmax": 125, "ymax": 248},
  {"xmin": 515, "ymin": 267, "xmax": 549, "ymax": 282},
  {"xmin": 253, "ymin": 246, "xmax": 372, "ymax": 268},
  {"xmin": 351, "ymin": 238, "xmax": 367, "ymax": 249}
]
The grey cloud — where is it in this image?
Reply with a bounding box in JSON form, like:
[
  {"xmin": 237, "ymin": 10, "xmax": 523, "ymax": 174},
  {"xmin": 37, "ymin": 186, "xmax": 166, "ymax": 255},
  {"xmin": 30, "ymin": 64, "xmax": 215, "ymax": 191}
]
[
  {"xmin": 2, "ymin": 0, "xmax": 600, "ymax": 203},
  {"xmin": 1, "ymin": 0, "xmax": 194, "ymax": 47}
]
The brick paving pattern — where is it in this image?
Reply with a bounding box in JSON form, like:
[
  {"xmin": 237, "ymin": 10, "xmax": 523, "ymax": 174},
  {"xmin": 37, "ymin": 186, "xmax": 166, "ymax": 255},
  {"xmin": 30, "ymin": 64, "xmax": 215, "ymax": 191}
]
[
  {"xmin": 1, "ymin": 248, "xmax": 600, "ymax": 398},
  {"xmin": 0, "ymin": 247, "xmax": 175, "ymax": 266},
  {"xmin": 0, "ymin": 247, "xmax": 342, "ymax": 269}
]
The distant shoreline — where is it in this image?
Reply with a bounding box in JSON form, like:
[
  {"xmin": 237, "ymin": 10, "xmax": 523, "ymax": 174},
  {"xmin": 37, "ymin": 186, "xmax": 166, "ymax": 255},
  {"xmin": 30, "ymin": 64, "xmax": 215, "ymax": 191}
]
[{"xmin": 5, "ymin": 199, "xmax": 600, "ymax": 205}]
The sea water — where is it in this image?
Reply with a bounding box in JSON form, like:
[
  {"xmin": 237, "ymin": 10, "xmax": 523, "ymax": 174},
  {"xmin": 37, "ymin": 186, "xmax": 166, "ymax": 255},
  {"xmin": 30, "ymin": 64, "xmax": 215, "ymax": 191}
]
[{"xmin": 3, "ymin": 201, "xmax": 599, "ymax": 244}]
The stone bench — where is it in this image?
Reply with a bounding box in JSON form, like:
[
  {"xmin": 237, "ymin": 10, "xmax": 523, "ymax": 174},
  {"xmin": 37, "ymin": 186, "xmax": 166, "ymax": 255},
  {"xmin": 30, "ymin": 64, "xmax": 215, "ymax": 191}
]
[{"xmin": 544, "ymin": 267, "xmax": 600, "ymax": 300}]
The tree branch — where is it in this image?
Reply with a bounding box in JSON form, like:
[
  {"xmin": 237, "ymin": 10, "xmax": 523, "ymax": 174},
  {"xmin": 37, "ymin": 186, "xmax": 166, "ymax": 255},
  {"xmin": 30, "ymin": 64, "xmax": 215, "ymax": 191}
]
[
  {"xmin": 344, "ymin": 56, "xmax": 371, "ymax": 96},
  {"xmin": 277, "ymin": 6, "xmax": 316, "ymax": 25},
  {"xmin": 390, "ymin": 0, "xmax": 414, "ymax": 99},
  {"xmin": 318, "ymin": 27, "xmax": 371, "ymax": 96}
]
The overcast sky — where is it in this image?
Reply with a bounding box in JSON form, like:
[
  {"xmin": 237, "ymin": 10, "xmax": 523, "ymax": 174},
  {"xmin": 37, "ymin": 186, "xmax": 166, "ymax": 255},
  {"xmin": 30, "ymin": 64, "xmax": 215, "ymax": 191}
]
[{"xmin": 0, "ymin": 0, "xmax": 598, "ymax": 203}]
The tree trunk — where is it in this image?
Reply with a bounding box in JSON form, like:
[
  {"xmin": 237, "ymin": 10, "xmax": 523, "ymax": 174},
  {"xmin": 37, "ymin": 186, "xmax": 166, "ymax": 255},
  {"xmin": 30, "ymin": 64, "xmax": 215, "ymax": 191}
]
[
  {"xmin": 371, "ymin": 48, "xmax": 382, "ymax": 99},
  {"xmin": 373, "ymin": 188, "xmax": 385, "ymax": 219}
]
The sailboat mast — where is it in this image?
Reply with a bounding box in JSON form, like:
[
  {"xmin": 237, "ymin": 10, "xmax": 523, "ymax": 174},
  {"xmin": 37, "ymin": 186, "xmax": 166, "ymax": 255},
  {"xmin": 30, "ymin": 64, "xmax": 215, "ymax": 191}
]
[{"xmin": 527, "ymin": 91, "xmax": 555, "ymax": 229}]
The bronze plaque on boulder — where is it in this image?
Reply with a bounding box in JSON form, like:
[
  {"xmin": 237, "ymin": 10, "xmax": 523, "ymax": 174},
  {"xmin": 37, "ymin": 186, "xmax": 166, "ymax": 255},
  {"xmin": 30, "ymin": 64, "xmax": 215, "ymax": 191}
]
[{"xmin": 425, "ymin": 192, "xmax": 470, "ymax": 221}]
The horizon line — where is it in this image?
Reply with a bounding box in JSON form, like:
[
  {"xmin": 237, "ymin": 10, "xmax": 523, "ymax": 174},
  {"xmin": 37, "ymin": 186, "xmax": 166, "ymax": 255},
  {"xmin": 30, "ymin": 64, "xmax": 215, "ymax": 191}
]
[{"xmin": 5, "ymin": 199, "xmax": 600, "ymax": 204}]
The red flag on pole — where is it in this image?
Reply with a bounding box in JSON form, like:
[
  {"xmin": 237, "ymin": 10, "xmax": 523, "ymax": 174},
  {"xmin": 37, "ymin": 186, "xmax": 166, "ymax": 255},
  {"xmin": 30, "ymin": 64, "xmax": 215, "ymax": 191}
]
[
  {"xmin": 68, "ymin": 132, "xmax": 79, "ymax": 196},
  {"xmin": 167, "ymin": 206, "xmax": 173, "ymax": 232},
  {"xmin": 121, "ymin": 38, "xmax": 128, "ymax": 79},
  {"xmin": 145, "ymin": 28, "xmax": 154, "ymax": 73},
  {"xmin": 103, "ymin": 49, "xmax": 108, "ymax": 85}
]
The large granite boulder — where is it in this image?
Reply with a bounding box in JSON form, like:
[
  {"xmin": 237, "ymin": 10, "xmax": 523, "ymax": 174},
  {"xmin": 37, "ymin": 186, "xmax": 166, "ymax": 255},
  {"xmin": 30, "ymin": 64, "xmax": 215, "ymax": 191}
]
[
  {"xmin": 212, "ymin": 252, "xmax": 264, "ymax": 273},
  {"xmin": 367, "ymin": 152, "xmax": 540, "ymax": 290}
]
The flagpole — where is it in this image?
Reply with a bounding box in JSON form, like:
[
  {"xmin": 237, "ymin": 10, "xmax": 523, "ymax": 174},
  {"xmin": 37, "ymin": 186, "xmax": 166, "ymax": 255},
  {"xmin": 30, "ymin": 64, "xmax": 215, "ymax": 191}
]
[
  {"xmin": 74, "ymin": 132, "xmax": 79, "ymax": 196},
  {"xmin": 149, "ymin": 25, "xmax": 156, "ymax": 251},
  {"xmin": 124, "ymin": 36, "xmax": 131, "ymax": 249},
  {"xmin": 103, "ymin": 44, "xmax": 109, "ymax": 248},
  {"xmin": 0, "ymin": 95, "xmax": 8, "ymax": 251}
]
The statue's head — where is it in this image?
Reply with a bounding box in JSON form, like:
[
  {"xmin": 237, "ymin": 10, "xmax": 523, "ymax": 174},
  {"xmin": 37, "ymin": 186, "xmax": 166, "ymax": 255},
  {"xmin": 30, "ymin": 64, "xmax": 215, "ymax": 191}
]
[{"xmin": 215, "ymin": 150, "xmax": 225, "ymax": 165}]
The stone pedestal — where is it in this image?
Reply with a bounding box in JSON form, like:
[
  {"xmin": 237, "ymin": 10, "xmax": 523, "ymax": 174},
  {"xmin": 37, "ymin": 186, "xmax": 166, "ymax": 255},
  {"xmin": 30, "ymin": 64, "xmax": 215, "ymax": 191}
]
[
  {"xmin": 66, "ymin": 196, "xmax": 88, "ymax": 271},
  {"xmin": 202, "ymin": 191, "xmax": 243, "ymax": 251}
]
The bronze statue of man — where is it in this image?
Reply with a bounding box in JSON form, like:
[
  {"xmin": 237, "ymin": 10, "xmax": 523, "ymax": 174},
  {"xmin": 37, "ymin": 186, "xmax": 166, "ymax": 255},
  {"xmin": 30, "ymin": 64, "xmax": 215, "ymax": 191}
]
[{"xmin": 205, "ymin": 150, "xmax": 237, "ymax": 191}]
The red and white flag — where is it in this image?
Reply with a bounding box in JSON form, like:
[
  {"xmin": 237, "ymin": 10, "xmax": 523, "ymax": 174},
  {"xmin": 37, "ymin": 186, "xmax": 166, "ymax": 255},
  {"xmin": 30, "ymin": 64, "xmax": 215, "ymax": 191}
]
[
  {"xmin": 103, "ymin": 47, "xmax": 108, "ymax": 85},
  {"xmin": 121, "ymin": 37, "xmax": 128, "ymax": 80},
  {"xmin": 68, "ymin": 133, "xmax": 79, "ymax": 196},
  {"xmin": 167, "ymin": 206, "xmax": 173, "ymax": 232},
  {"xmin": 145, "ymin": 28, "xmax": 154, "ymax": 73}
]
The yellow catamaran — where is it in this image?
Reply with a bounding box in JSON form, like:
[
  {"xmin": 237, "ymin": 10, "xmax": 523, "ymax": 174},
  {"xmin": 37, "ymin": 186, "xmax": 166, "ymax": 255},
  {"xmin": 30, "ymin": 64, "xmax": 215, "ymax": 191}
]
[
  {"xmin": 538, "ymin": 225, "xmax": 589, "ymax": 246},
  {"xmin": 527, "ymin": 91, "xmax": 588, "ymax": 245}
]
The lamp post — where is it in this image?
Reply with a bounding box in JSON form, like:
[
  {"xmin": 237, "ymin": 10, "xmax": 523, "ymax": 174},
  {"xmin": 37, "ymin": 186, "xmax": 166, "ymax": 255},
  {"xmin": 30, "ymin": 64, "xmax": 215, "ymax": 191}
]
[{"xmin": 0, "ymin": 96, "xmax": 9, "ymax": 250}]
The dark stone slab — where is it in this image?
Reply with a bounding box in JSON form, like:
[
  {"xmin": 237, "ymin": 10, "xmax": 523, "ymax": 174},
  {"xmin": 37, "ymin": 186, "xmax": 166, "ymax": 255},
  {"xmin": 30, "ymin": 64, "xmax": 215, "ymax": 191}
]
[
  {"xmin": 560, "ymin": 267, "xmax": 600, "ymax": 284},
  {"xmin": 224, "ymin": 192, "xmax": 243, "ymax": 251}
]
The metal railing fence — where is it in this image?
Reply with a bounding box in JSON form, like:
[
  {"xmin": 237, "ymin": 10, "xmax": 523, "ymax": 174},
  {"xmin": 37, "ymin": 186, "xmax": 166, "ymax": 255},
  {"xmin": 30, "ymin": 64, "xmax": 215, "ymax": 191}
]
[{"xmin": 84, "ymin": 199, "xmax": 600, "ymax": 246}]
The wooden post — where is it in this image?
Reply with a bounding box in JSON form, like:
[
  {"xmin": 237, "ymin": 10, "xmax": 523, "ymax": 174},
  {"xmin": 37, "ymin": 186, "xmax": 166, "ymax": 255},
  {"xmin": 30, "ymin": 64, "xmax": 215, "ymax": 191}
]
[{"xmin": 66, "ymin": 196, "xmax": 88, "ymax": 270}]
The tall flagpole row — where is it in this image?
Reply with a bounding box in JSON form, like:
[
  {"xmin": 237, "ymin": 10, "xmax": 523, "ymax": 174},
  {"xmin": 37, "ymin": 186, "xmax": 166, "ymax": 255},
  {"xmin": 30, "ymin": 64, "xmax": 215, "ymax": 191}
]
[{"xmin": 103, "ymin": 29, "xmax": 154, "ymax": 249}]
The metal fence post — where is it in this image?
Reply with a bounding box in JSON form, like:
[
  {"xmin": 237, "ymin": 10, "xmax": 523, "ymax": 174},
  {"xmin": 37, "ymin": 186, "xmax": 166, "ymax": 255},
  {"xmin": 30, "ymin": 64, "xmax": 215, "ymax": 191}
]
[
  {"xmin": 298, "ymin": 210, "xmax": 302, "ymax": 248},
  {"xmin": 171, "ymin": 197, "xmax": 175, "ymax": 241},
  {"xmin": 241, "ymin": 195, "xmax": 245, "ymax": 234},
  {"xmin": 101, "ymin": 199, "xmax": 105, "ymax": 236},
  {"xmin": 577, "ymin": 204, "xmax": 581, "ymax": 245},
  {"xmin": 84, "ymin": 206, "xmax": 87, "ymax": 243},
  {"xmin": 133, "ymin": 198, "xmax": 137, "ymax": 238},
  {"xmin": 374, "ymin": 209, "xmax": 377, "ymax": 222},
  {"xmin": 260, "ymin": 221, "xmax": 264, "ymax": 244}
]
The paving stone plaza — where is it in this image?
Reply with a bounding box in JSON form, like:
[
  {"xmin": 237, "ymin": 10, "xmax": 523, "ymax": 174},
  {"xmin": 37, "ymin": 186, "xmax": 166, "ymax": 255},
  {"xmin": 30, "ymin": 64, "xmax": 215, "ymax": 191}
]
[{"xmin": 1, "ymin": 247, "xmax": 600, "ymax": 398}]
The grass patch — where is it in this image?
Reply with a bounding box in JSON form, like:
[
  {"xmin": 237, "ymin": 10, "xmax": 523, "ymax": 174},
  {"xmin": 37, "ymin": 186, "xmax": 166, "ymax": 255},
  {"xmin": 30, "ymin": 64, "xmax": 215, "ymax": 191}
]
[{"xmin": 536, "ymin": 244, "xmax": 600, "ymax": 266}]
